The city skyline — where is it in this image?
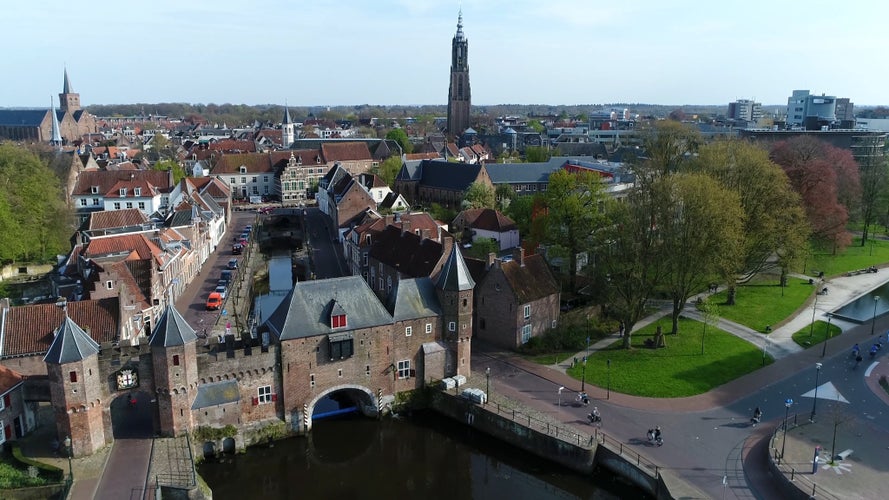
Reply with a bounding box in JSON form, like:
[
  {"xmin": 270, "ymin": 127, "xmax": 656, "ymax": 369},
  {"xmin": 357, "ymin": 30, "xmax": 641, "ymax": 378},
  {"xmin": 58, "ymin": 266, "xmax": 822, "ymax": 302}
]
[{"xmin": 2, "ymin": 0, "xmax": 888, "ymax": 107}]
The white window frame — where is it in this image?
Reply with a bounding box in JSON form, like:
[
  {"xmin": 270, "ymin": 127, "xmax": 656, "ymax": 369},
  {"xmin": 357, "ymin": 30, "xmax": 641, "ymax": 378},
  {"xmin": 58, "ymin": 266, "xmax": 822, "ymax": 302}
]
[
  {"xmin": 0, "ymin": 419, "xmax": 4, "ymax": 445},
  {"xmin": 521, "ymin": 324, "xmax": 532, "ymax": 344},
  {"xmin": 105, "ymin": 280, "xmax": 113, "ymax": 290},
  {"xmin": 425, "ymin": 323, "xmax": 432, "ymax": 334},
  {"xmin": 523, "ymin": 304, "xmax": 531, "ymax": 319},
  {"xmin": 397, "ymin": 360, "xmax": 411, "ymax": 380},
  {"xmin": 448, "ymin": 321, "xmax": 456, "ymax": 332},
  {"xmin": 258, "ymin": 385, "xmax": 272, "ymax": 404},
  {"xmin": 0, "ymin": 394, "xmax": 5, "ymax": 411},
  {"xmin": 405, "ymin": 326, "xmax": 412, "ymax": 337},
  {"xmin": 79, "ymin": 199, "xmax": 87, "ymax": 206}
]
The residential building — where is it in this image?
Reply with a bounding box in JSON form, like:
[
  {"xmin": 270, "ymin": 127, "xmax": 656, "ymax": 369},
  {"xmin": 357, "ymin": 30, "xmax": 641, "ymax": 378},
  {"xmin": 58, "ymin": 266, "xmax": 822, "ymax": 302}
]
[
  {"xmin": 0, "ymin": 364, "xmax": 35, "ymax": 445},
  {"xmin": 452, "ymin": 208, "xmax": 519, "ymax": 251},
  {"xmin": 69, "ymin": 170, "xmax": 174, "ymax": 223},
  {"xmin": 344, "ymin": 211, "xmax": 442, "ymax": 281}
]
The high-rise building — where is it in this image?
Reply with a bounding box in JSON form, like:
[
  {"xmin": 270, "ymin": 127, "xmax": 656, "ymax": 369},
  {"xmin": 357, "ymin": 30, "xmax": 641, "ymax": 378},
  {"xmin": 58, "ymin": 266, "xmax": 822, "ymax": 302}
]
[
  {"xmin": 786, "ymin": 90, "xmax": 852, "ymax": 129},
  {"xmin": 447, "ymin": 11, "xmax": 471, "ymax": 137},
  {"xmin": 727, "ymin": 99, "xmax": 762, "ymax": 124}
]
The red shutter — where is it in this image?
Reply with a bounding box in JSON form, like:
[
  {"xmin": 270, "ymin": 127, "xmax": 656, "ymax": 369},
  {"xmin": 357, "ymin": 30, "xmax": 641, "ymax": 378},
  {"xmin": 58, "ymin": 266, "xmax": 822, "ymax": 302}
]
[
  {"xmin": 2, "ymin": 394, "xmax": 10, "ymax": 407},
  {"xmin": 271, "ymin": 394, "xmax": 278, "ymax": 402},
  {"xmin": 252, "ymin": 397, "xmax": 259, "ymax": 406},
  {"xmin": 409, "ymin": 369, "xmax": 416, "ymax": 378}
]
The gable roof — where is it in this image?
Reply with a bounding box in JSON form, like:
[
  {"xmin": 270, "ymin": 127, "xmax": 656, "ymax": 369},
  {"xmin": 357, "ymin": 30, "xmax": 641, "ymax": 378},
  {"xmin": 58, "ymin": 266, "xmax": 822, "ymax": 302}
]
[
  {"xmin": 71, "ymin": 170, "xmax": 172, "ymax": 197},
  {"xmin": 43, "ymin": 314, "xmax": 101, "ymax": 364},
  {"xmin": 87, "ymin": 208, "xmax": 149, "ymax": 230},
  {"xmin": 83, "ymin": 233, "xmax": 164, "ymax": 263},
  {"xmin": 415, "ymin": 160, "xmax": 484, "ymax": 191},
  {"xmin": 368, "ymin": 226, "xmax": 446, "ymax": 278},
  {"xmin": 0, "ymin": 365, "xmax": 24, "ymax": 395},
  {"xmin": 264, "ymin": 276, "xmax": 392, "ymax": 340},
  {"xmin": 457, "ymin": 208, "xmax": 517, "ymax": 232},
  {"xmin": 484, "ymin": 157, "xmax": 565, "ymax": 184},
  {"xmin": 0, "ymin": 109, "xmax": 50, "ymax": 127},
  {"xmin": 149, "ymin": 305, "xmax": 198, "ymax": 347},
  {"xmin": 499, "ymin": 254, "xmax": 559, "ymax": 303},
  {"xmin": 2, "ymin": 298, "xmax": 119, "ymax": 358},
  {"xmin": 321, "ymin": 142, "xmax": 372, "ymax": 162}
]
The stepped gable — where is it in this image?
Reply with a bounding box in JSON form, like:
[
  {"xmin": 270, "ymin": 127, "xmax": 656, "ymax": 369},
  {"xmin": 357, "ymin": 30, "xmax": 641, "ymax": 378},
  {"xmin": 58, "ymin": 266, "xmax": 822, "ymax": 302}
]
[
  {"xmin": 2, "ymin": 298, "xmax": 119, "ymax": 357},
  {"xmin": 500, "ymin": 253, "xmax": 559, "ymax": 303},
  {"xmin": 148, "ymin": 304, "xmax": 197, "ymax": 347},
  {"xmin": 368, "ymin": 225, "xmax": 444, "ymax": 278},
  {"xmin": 264, "ymin": 276, "xmax": 392, "ymax": 341},
  {"xmin": 386, "ymin": 278, "xmax": 442, "ymax": 320},
  {"xmin": 43, "ymin": 314, "xmax": 101, "ymax": 364},
  {"xmin": 436, "ymin": 241, "xmax": 475, "ymax": 291}
]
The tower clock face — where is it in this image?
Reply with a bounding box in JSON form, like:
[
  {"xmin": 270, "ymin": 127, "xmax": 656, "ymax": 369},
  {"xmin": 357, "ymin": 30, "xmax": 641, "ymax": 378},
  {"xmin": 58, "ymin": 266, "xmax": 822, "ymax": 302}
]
[{"xmin": 116, "ymin": 368, "xmax": 139, "ymax": 390}]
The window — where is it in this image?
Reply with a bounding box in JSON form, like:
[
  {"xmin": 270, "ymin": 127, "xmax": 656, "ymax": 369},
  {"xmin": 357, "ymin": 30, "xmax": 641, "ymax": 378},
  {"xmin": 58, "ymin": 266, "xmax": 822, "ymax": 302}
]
[
  {"xmin": 405, "ymin": 326, "xmax": 412, "ymax": 337},
  {"xmin": 258, "ymin": 385, "xmax": 272, "ymax": 404},
  {"xmin": 239, "ymin": 166, "xmax": 247, "ymax": 174},
  {"xmin": 126, "ymin": 202, "xmax": 133, "ymax": 209},
  {"xmin": 425, "ymin": 323, "xmax": 432, "ymax": 334},
  {"xmin": 134, "ymin": 187, "xmax": 142, "ymax": 196},
  {"xmin": 329, "ymin": 337, "xmax": 354, "ymax": 360},
  {"xmin": 173, "ymin": 355, "xmax": 180, "ymax": 366},
  {"xmin": 366, "ymin": 365, "xmax": 370, "ymax": 376},
  {"xmin": 331, "ymin": 314, "xmax": 347, "ymax": 328},
  {"xmin": 80, "ymin": 199, "xmax": 87, "ymax": 206},
  {"xmin": 252, "ymin": 176, "xmax": 257, "ymax": 183},
  {"xmin": 91, "ymin": 186, "xmax": 99, "ymax": 194},
  {"xmin": 0, "ymin": 420, "xmax": 4, "ymax": 445},
  {"xmin": 523, "ymin": 305, "xmax": 531, "ymax": 319},
  {"xmin": 552, "ymin": 320, "xmax": 557, "ymax": 328},
  {"xmin": 119, "ymin": 188, "xmax": 127, "ymax": 196},
  {"xmin": 138, "ymin": 202, "xmax": 145, "ymax": 210},
  {"xmin": 69, "ymin": 371, "xmax": 77, "ymax": 383},
  {"xmin": 397, "ymin": 360, "xmax": 411, "ymax": 380},
  {"xmin": 310, "ymin": 374, "xmax": 315, "ymax": 387},
  {"xmin": 448, "ymin": 321, "xmax": 456, "ymax": 332},
  {"xmin": 93, "ymin": 198, "xmax": 100, "ymax": 205},
  {"xmin": 113, "ymin": 202, "xmax": 121, "ymax": 210},
  {"xmin": 0, "ymin": 394, "xmax": 6, "ymax": 411},
  {"xmin": 230, "ymin": 177, "xmax": 236, "ymax": 184},
  {"xmin": 521, "ymin": 324, "xmax": 532, "ymax": 344},
  {"xmin": 106, "ymin": 280, "xmax": 113, "ymax": 290},
  {"xmin": 241, "ymin": 177, "xmax": 247, "ymax": 184}
]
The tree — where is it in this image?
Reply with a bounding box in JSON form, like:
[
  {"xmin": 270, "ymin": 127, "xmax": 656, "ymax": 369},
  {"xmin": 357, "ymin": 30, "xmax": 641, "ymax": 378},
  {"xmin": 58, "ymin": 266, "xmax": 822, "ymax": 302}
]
[
  {"xmin": 385, "ymin": 128, "xmax": 413, "ymax": 155},
  {"xmin": 153, "ymin": 159, "xmax": 186, "ymax": 184},
  {"xmin": 524, "ymin": 146, "xmax": 551, "ymax": 163},
  {"xmin": 770, "ymin": 136, "xmax": 859, "ymax": 252},
  {"xmin": 466, "ymin": 238, "xmax": 499, "ymax": 260},
  {"xmin": 377, "ymin": 156, "xmax": 402, "ymax": 188},
  {"xmin": 494, "ymin": 183, "xmax": 515, "ymax": 211},
  {"xmin": 668, "ymin": 109, "xmax": 687, "ymax": 122},
  {"xmin": 462, "ymin": 182, "xmax": 496, "ymax": 209},
  {"xmin": 542, "ymin": 169, "xmax": 608, "ymax": 292},
  {"xmin": 697, "ymin": 297, "xmax": 719, "ymax": 355},
  {"xmin": 854, "ymin": 136, "xmax": 888, "ymax": 247},
  {"xmin": 690, "ymin": 140, "xmax": 809, "ymax": 303},
  {"xmin": 638, "ymin": 120, "xmax": 701, "ymax": 175},
  {"xmin": 657, "ymin": 173, "xmax": 744, "ymax": 334}
]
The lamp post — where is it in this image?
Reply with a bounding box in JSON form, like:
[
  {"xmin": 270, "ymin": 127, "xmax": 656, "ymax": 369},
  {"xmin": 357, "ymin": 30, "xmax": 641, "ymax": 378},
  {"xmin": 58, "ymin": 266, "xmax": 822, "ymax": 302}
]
[
  {"xmin": 558, "ymin": 386, "xmax": 565, "ymax": 407},
  {"xmin": 871, "ymin": 296, "xmax": 880, "ymax": 336},
  {"xmin": 780, "ymin": 398, "xmax": 793, "ymax": 463},
  {"xmin": 810, "ymin": 363, "xmax": 822, "ymax": 422},
  {"xmin": 485, "ymin": 367, "xmax": 490, "ymax": 404},
  {"xmin": 63, "ymin": 435, "xmax": 73, "ymax": 487},
  {"xmin": 808, "ymin": 290, "xmax": 819, "ymax": 341},
  {"xmin": 606, "ymin": 359, "xmax": 611, "ymax": 400},
  {"xmin": 821, "ymin": 313, "xmax": 833, "ymax": 358},
  {"xmin": 581, "ymin": 356, "xmax": 587, "ymax": 393}
]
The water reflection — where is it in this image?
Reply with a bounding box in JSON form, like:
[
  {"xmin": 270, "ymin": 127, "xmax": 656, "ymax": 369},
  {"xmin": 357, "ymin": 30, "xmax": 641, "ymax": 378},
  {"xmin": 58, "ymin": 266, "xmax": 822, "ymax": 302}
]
[
  {"xmin": 254, "ymin": 252, "xmax": 293, "ymax": 325},
  {"xmin": 198, "ymin": 412, "xmax": 648, "ymax": 500},
  {"xmin": 832, "ymin": 282, "xmax": 889, "ymax": 322}
]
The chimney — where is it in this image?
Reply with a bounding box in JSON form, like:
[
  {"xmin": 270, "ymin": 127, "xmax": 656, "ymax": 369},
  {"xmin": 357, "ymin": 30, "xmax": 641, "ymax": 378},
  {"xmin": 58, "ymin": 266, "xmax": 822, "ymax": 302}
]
[
  {"xmin": 512, "ymin": 246, "xmax": 525, "ymax": 267},
  {"xmin": 401, "ymin": 217, "xmax": 411, "ymax": 236},
  {"xmin": 487, "ymin": 252, "xmax": 496, "ymax": 270}
]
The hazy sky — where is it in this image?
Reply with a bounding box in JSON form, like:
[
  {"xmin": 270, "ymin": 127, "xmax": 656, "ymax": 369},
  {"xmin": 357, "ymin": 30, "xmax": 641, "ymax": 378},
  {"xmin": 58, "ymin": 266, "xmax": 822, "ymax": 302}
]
[{"xmin": 3, "ymin": 0, "xmax": 888, "ymax": 107}]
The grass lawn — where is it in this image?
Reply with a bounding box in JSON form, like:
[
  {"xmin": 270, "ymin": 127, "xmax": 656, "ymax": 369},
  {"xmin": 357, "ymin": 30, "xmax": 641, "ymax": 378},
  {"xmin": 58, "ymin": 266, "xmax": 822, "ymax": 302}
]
[
  {"xmin": 790, "ymin": 320, "xmax": 843, "ymax": 349},
  {"xmin": 809, "ymin": 237, "xmax": 889, "ymax": 277},
  {"xmin": 526, "ymin": 352, "xmax": 575, "ymax": 365},
  {"xmin": 709, "ymin": 277, "xmax": 814, "ymax": 333},
  {"xmin": 567, "ymin": 316, "xmax": 772, "ymax": 398}
]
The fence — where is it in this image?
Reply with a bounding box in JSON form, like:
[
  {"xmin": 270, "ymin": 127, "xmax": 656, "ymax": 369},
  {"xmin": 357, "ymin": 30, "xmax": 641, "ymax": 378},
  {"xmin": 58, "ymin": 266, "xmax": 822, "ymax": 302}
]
[{"xmin": 768, "ymin": 412, "xmax": 840, "ymax": 500}]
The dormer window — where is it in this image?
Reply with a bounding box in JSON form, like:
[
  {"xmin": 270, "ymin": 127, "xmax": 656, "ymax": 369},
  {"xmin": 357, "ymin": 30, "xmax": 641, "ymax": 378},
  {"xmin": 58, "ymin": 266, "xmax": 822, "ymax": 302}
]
[
  {"xmin": 315, "ymin": 156, "xmax": 321, "ymax": 164},
  {"xmin": 134, "ymin": 187, "xmax": 142, "ymax": 196},
  {"xmin": 119, "ymin": 188, "xmax": 127, "ymax": 196},
  {"xmin": 91, "ymin": 186, "xmax": 99, "ymax": 194},
  {"xmin": 332, "ymin": 314, "xmax": 347, "ymax": 328},
  {"xmin": 239, "ymin": 166, "xmax": 247, "ymax": 174}
]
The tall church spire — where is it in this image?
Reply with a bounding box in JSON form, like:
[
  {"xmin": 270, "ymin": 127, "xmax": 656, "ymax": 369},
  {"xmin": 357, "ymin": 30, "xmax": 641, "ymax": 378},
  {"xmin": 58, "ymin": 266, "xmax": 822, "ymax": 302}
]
[
  {"xmin": 59, "ymin": 68, "xmax": 81, "ymax": 113},
  {"xmin": 63, "ymin": 67, "xmax": 73, "ymax": 94},
  {"xmin": 447, "ymin": 10, "xmax": 471, "ymax": 137},
  {"xmin": 281, "ymin": 101, "xmax": 295, "ymax": 148},
  {"xmin": 50, "ymin": 97, "xmax": 63, "ymax": 149}
]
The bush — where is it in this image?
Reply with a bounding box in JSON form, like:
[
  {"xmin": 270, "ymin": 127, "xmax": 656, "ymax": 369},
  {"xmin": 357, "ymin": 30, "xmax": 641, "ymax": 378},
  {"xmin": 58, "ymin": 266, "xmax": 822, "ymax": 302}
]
[
  {"xmin": 519, "ymin": 315, "xmax": 616, "ymax": 356},
  {"xmin": 9, "ymin": 445, "xmax": 63, "ymax": 482},
  {"xmin": 193, "ymin": 425, "xmax": 237, "ymax": 442}
]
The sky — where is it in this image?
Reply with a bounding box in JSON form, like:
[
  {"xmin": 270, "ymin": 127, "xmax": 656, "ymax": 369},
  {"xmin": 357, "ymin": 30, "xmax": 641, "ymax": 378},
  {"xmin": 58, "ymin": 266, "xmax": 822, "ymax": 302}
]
[{"xmin": 3, "ymin": 0, "xmax": 889, "ymax": 108}]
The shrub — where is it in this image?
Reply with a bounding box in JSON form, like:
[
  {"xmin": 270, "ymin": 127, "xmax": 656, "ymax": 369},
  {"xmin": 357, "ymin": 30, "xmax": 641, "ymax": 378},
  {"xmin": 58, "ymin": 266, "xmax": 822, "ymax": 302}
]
[{"xmin": 193, "ymin": 425, "xmax": 237, "ymax": 441}]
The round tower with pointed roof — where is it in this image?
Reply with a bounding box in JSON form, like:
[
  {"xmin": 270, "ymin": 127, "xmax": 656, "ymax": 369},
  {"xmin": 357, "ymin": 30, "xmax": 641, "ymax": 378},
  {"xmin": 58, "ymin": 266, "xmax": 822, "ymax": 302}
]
[
  {"xmin": 281, "ymin": 104, "xmax": 295, "ymax": 148},
  {"xmin": 148, "ymin": 304, "xmax": 199, "ymax": 436},
  {"xmin": 44, "ymin": 312, "xmax": 106, "ymax": 457},
  {"xmin": 59, "ymin": 68, "xmax": 80, "ymax": 114},
  {"xmin": 435, "ymin": 240, "xmax": 475, "ymax": 376}
]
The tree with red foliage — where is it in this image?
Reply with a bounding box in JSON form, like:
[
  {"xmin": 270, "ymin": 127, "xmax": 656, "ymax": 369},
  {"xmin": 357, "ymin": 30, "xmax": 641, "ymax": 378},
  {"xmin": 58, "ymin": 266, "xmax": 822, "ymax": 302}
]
[{"xmin": 770, "ymin": 136, "xmax": 860, "ymax": 252}]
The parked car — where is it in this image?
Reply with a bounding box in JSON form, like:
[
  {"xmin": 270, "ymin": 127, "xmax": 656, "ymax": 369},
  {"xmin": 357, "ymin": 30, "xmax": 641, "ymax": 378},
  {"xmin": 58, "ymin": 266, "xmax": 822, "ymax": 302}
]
[
  {"xmin": 240, "ymin": 232, "xmax": 250, "ymax": 242},
  {"xmin": 221, "ymin": 270, "xmax": 233, "ymax": 282},
  {"xmin": 217, "ymin": 278, "xmax": 229, "ymax": 290},
  {"xmin": 244, "ymin": 225, "xmax": 253, "ymax": 232},
  {"xmin": 232, "ymin": 243, "xmax": 243, "ymax": 255},
  {"xmin": 227, "ymin": 259, "xmax": 239, "ymax": 270},
  {"xmin": 206, "ymin": 292, "xmax": 223, "ymax": 310},
  {"xmin": 214, "ymin": 286, "xmax": 227, "ymax": 300}
]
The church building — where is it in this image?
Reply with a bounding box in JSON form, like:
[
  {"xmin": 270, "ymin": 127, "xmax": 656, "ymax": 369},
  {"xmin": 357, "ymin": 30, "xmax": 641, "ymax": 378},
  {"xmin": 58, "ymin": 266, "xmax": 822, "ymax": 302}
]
[{"xmin": 447, "ymin": 11, "xmax": 471, "ymax": 137}]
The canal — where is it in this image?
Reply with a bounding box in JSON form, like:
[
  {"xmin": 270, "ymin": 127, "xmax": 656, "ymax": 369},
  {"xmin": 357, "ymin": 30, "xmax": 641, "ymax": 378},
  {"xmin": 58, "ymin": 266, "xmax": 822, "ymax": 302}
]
[{"xmin": 198, "ymin": 411, "xmax": 649, "ymax": 500}]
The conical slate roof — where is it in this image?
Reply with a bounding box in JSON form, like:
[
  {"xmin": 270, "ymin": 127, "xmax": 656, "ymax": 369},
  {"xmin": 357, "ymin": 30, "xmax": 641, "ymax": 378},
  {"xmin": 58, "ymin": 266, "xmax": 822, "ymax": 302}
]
[
  {"xmin": 436, "ymin": 244, "xmax": 475, "ymax": 291},
  {"xmin": 50, "ymin": 98, "xmax": 62, "ymax": 146},
  {"xmin": 149, "ymin": 304, "xmax": 198, "ymax": 347},
  {"xmin": 282, "ymin": 106, "xmax": 292, "ymax": 125},
  {"xmin": 44, "ymin": 315, "xmax": 100, "ymax": 364},
  {"xmin": 63, "ymin": 68, "xmax": 73, "ymax": 94}
]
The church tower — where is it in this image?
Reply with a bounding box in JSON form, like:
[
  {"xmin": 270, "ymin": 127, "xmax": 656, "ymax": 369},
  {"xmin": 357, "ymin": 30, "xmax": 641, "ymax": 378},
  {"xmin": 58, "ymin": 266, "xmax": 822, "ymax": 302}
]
[
  {"xmin": 44, "ymin": 311, "xmax": 106, "ymax": 457},
  {"xmin": 435, "ymin": 241, "xmax": 475, "ymax": 377},
  {"xmin": 149, "ymin": 304, "xmax": 199, "ymax": 436},
  {"xmin": 281, "ymin": 104, "xmax": 295, "ymax": 148},
  {"xmin": 59, "ymin": 69, "xmax": 81, "ymax": 114},
  {"xmin": 447, "ymin": 10, "xmax": 471, "ymax": 137}
]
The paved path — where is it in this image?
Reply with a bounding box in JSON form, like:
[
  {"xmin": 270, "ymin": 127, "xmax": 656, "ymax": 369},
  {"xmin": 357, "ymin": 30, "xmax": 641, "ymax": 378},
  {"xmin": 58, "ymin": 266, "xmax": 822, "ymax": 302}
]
[
  {"xmin": 92, "ymin": 439, "xmax": 152, "ymax": 500},
  {"xmin": 471, "ymin": 268, "xmax": 889, "ymax": 499}
]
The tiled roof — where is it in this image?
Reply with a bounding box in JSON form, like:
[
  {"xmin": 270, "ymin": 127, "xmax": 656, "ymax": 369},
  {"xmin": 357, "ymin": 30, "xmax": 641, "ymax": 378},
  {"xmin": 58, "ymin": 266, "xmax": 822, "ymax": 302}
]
[
  {"xmin": 212, "ymin": 153, "xmax": 274, "ymax": 174},
  {"xmin": 84, "ymin": 233, "xmax": 163, "ymax": 262},
  {"xmin": 43, "ymin": 315, "xmax": 101, "ymax": 364},
  {"xmin": 458, "ymin": 208, "xmax": 517, "ymax": 232},
  {"xmin": 289, "ymin": 149, "xmax": 324, "ymax": 165},
  {"xmin": 368, "ymin": 226, "xmax": 445, "ymax": 278},
  {"xmin": 87, "ymin": 209, "xmax": 149, "ymax": 230},
  {"xmin": 104, "ymin": 179, "xmax": 159, "ymax": 198},
  {"xmin": 404, "ymin": 152, "xmax": 443, "ymax": 161},
  {"xmin": 2, "ymin": 298, "xmax": 119, "ymax": 357},
  {"xmin": 191, "ymin": 380, "xmax": 240, "ymax": 409},
  {"xmin": 0, "ymin": 365, "xmax": 24, "ymax": 395},
  {"xmin": 208, "ymin": 139, "xmax": 255, "ymax": 153},
  {"xmin": 321, "ymin": 142, "xmax": 372, "ymax": 162},
  {"xmin": 500, "ymin": 254, "xmax": 559, "ymax": 304},
  {"xmin": 71, "ymin": 170, "xmax": 171, "ymax": 197}
]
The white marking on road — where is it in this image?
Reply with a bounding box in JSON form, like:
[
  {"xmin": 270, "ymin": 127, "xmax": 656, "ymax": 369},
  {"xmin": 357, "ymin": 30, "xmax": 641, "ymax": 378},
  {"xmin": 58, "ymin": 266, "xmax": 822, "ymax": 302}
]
[
  {"xmin": 864, "ymin": 361, "xmax": 879, "ymax": 377},
  {"xmin": 800, "ymin": 381, "xmax": 850, "ymax": 403}
]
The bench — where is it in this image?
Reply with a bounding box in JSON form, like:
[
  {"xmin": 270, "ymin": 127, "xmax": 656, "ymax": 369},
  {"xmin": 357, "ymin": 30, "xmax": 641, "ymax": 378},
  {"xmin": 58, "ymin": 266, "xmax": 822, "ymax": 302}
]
[{"xmin": 835, "ymin": 449, "xmax": 853, "ymax": 461}]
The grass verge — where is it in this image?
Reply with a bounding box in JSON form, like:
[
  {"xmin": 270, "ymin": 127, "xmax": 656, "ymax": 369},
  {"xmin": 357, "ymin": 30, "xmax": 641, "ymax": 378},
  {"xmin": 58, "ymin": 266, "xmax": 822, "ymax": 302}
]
[
  {"xmin": 567, "ymin": 316, "xmax": 772, "ymax": 398},
  {"xmin": 809, "ymin": 237, "xmax": 889, "ymax": 277},
  {"xmin": 709, "ymin": 277, "xmax": 813, "ymax": 333},
  {"xmin": 790, "ymin": 320, "xmax": 843, "ymax": 349}
]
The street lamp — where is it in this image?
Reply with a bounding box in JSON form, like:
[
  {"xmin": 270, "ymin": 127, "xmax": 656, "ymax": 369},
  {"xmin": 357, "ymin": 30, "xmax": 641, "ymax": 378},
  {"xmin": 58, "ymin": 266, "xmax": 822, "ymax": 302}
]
[
  {"xmin": 606, "ymin": 359, "xmax": 611, "ymax": 400},
  {"xmin": 485, "ymin": 367, "xmax": 490, "ymax": 404},
  {"xmin": 871, "ymin": 296, "xmax": 880, "ymax": 336},
  {"xmin": 780, "ymin": 398, "xmax": 793, "ymax": 463},
  {"xmin": 808, "ymin": 290, "xmax": 819, "ymax": 341},
  {"xmin": 810, "ymin": 363, "xmax": 822, "ymax": 422},
  {"xmin": 558, "ymin": 386, "xmax": 565, "ymax": 407},
  {"xmin": 63, "ymin": 435, "xmax": 73, "ymax": 486},
  {"xmin": 580, "ymin": 356, "xmax": 587, "ymax": 393},
  {"xmin": 821, "ymin": 313, "xmax": 833, "ymax": 358}
]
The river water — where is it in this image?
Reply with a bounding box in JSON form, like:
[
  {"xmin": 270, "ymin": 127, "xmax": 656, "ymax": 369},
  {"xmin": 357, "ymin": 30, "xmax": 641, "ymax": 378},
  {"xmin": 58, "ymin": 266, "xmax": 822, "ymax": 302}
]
[{"xmin": 198, "ymin": 411, "xmax": 649, "ymax": 500}]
